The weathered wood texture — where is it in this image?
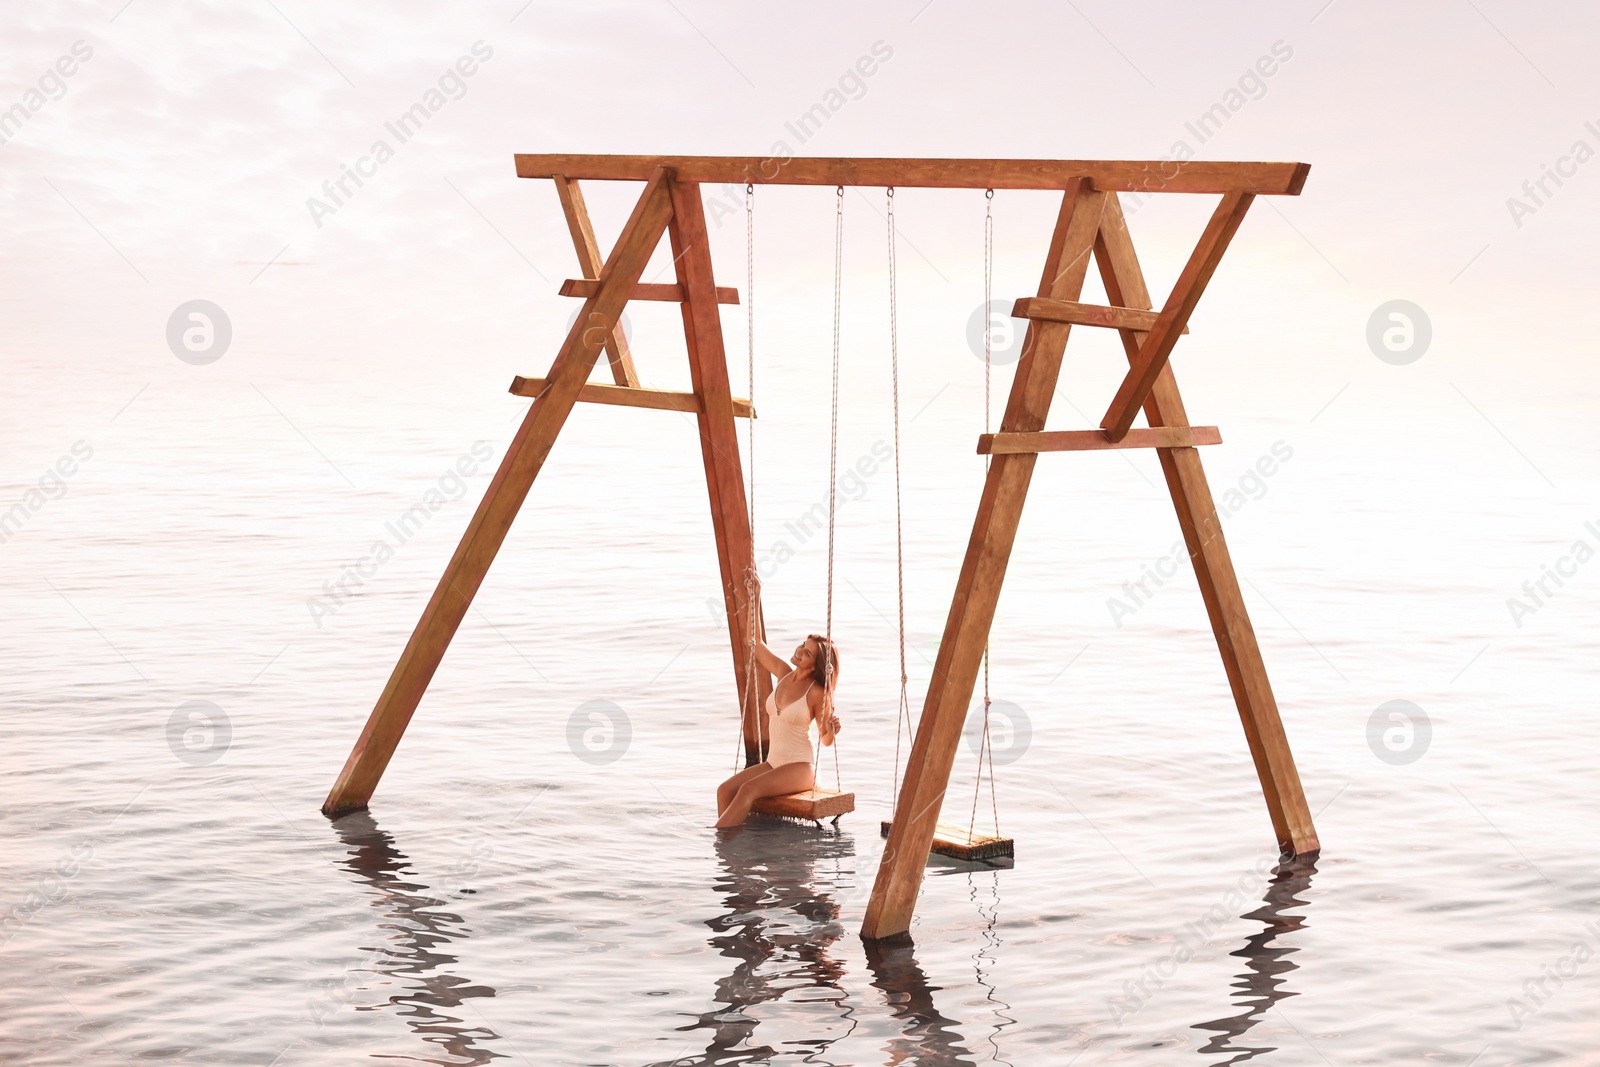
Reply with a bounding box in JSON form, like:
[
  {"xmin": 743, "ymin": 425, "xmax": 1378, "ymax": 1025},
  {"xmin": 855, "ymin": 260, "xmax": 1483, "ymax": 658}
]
[
  {"xmin": 518, "ymin": 155, "xmax": 1310, "ymax": 195},
  {"xmin": 321, "ymin": 171, "xmax": 675, "ymax": 818},
  {"xmin": 552, "ymin": 176, "xmax": 639, "ymax": 387},
  {"xmin": 1094, "ymin": 193, "xmax": 1318, "ymax": 855},
  {"xmin": 861, "ymin": 181, "xmax": 1107, "ymax": 941},
  {"xmin": 879, "ymin": 819, "xmax": 1014, "ymax": 861},
  {"xmin": 668, "ymin": 180, "xmax": 772, "ymax": 763},
  {"xmin": 754, "ymin": 789, "xmax": 856, "ymax": 821},
  {"xmin": 508, "ymin": 375, "xmax": 755, "ymax": 419},
  {"xmin": 558, "ymin": 278, "xmax": 739, "ymax": 304},
  {"xmin": 979, "ymin": 426, "xmax": 1220, "ymax": 454}
]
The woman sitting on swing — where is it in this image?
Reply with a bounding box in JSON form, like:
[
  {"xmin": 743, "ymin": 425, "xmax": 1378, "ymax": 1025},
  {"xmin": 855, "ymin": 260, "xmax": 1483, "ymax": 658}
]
[{"xmin": 714, "ymin": 633, "xmax": 842, "ymax": 828}]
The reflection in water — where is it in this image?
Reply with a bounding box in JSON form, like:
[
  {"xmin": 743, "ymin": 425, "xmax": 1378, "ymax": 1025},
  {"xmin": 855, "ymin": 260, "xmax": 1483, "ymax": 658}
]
[
  {"xmin": 658, "ymin": 823, "xmax": 1005, "ymax": 1067},
  {"xmin": 653, "ymin": 822, "xmax": 852, "ymax": 1065},
  {"xmin": 967, "ymin": 874, "xmax": 1016, "ymax": 1064},
  {"xmin": 329, "ymin": 812, "xmax": 503, "ymax": 1065},
  {"xmin": 1192, "ymin": 854, "xmax": 1318, "ymax": 1063},
  {"xmin": 864, "ymin": 938, "xmax": 978, "ymax": 1066}
]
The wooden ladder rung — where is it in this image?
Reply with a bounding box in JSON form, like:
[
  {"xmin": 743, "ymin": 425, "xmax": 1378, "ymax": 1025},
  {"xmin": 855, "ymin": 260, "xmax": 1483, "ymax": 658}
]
[
  {"xmin": 753, "ymin": 789, "xmax": 855, "ymax": 822},
  {"xmin": 1011, "ymin": 296, "xmax": 1187, "ymax": 334},
  {"xmin": 880, "ymin": 819, "xmax": 1014, "ymax": 861},
  {"xmin": 559, "ymin": 278, "xmax": 740, "ymax": 304},
  {"xmin": 509, "ymin": 375, "xmax": 755, "ymax": 419},
  {"xmin": 978, "ymin": 425, "xmax": 1220, "ymax": 454}
]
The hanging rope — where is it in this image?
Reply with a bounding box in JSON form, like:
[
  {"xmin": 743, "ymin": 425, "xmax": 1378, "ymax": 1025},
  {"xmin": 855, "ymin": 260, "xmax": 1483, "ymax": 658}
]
[
  {"xmin": 736, "ymin": 182, "xmax": 762, "ymax": 774},
  {"xmin": 887, "ymin": 187, "xmax": 912, "ymax": 818},
  {"xmin": 821, "ymin": 185, "xmax": 844, "ymax": 794},
  {"xmin": 969, "ymin": 189, "xmax": 1001, "ymax": 842}
]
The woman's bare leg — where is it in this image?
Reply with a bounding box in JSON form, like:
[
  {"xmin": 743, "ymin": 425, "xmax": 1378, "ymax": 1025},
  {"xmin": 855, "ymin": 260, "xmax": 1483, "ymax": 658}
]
[
  {"xmin": 714, "ymin": 762, "xmax": 816, "ymax": 828},
  {"xmin": 716, "ymin": 762, "xmax": 771, "ymax": 816}
]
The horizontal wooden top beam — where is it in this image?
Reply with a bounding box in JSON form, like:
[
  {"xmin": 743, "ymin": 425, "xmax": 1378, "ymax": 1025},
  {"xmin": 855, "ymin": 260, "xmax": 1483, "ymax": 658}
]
[
  {"xmin": 515, "ymin": 155, "xmax": 1310, "ymax": 195},
  {"xmin": 979, "ymin": 426, "xmax": 1222, "ymax": 454}
]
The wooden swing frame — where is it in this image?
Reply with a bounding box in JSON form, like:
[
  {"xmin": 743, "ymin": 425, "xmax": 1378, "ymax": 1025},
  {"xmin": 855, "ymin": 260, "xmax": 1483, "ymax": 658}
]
[{"xmin": 319, "ymin": 154, "xmax": 1320, "ymax": 943}]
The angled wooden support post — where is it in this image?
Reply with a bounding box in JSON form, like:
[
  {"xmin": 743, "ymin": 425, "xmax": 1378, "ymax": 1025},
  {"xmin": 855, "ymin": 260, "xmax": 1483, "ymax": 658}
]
[
  {"xmin": 1100, "ymin": 190, "xmax": 1254, "ymax": 441},
  {"xmin": 1094, "ymin": 193, "xmax": 1318, "ymax": 855},
  {"xmin": 553, "ymin": 175, "xmax": 641, "ymax": 387},
  {"xmin": 667, "ymin": 179, "xmax": 771, "ymax": 765},
  {"xmin": 862, "ymin": 180, "xmax": 1107, "ymax": 940},
  {"xmin": 321, "ymin": 170, "xmax": 676, "ymax": 818}
]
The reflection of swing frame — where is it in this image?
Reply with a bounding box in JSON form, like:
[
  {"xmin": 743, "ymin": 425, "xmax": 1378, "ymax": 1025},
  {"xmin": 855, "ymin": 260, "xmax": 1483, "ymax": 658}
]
[{"xmin": 318, "ymin": 155, "xmax": 1321, "ymax": 943}]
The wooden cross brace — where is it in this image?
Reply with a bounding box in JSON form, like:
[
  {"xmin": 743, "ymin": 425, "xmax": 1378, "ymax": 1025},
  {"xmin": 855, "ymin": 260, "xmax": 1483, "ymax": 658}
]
[
  {"xmin": 318, "ymin": 155, "xmax": 1318, "ymax": 950},
  {"xmin": 321, "ymin": 168, "xmax": 775, "ymax": 818},
  {"xmin": 860, "ymin": 181, "xmax": 1319, "ymax": 941}
]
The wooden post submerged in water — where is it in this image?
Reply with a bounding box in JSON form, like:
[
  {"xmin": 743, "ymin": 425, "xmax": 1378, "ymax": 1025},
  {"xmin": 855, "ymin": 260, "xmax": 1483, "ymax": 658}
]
[{"xmin": 319, "ymin": 155, "xmax": 1321, "ymax": 944}]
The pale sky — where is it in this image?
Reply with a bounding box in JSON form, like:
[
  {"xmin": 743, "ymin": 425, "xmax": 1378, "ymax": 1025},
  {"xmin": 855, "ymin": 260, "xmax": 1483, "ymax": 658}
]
[{"xmin": 3, "ymin": 0, "xmax": 1597, "ymax": 461}]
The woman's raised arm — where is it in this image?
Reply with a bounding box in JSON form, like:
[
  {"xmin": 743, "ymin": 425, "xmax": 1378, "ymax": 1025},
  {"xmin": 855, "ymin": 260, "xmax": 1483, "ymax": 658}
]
[{"xmin": 752, "ymin": 639, "xmax": 790, "ymax": 680}]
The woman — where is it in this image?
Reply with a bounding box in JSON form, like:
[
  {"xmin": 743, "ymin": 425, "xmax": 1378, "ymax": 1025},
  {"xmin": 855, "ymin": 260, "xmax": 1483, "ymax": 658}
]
[{"xmin": 714, "ymin": 633, "xmax": 842, "ymax": 828}]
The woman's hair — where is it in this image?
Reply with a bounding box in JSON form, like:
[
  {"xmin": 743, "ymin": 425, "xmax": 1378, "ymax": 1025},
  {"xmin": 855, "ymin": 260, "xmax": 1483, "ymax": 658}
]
[{"xmin": 804, "ymin": 634, "xmax": 840, "ymax": 690}]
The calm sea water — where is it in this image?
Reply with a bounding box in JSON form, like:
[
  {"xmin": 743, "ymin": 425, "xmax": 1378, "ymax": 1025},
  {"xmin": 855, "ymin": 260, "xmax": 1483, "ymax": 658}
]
[{"xmin": 3, "ymin": 339, "xmax": 1597, "ymax": 1066}]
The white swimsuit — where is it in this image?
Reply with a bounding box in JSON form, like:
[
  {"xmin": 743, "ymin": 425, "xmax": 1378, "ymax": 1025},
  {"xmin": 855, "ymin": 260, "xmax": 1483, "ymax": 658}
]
[{"xmin": 764, "ymin": 681, "xmax": 815, "ymax": 768}]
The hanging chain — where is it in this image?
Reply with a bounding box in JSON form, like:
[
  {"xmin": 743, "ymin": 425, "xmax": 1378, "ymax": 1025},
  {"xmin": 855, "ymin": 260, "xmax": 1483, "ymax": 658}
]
[
  {"xmin": 746, "ymin": 181, "xmax": 756, "ymax": 541},
  {"xmin": 984, "ymin": 189, "xmax": 993, "ymax": 439},
  {"xmin": 736, "ymin": 182, "xmax": 761, "ymax": 773},
  {"xmin": 888, "ymin": 186, "xmax": 911, "ymax": 817},
  {"xmin": 826, "ymin": 185, "xmax": 843, "ymax": 656},
  {"xmin": 824, "ymin": 185, "xmax": 844, "ymax": 792},
  {"xmin": 971, "ymin": 189, "xmax": 1000, "ymax": 840}
]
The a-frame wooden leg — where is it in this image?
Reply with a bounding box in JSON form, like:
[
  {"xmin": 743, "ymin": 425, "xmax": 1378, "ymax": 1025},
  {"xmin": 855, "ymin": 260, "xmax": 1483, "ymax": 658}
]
[
  {"xmin": 1094, "ymin": 193, "xmax": 1319, "ymax": 855},
  {"xmin": 667, "ymin": 179, "xmax": 771, "ymax": 765},
  {"xmin": 321, "ymin": 170, "xmax": 676, "ymax": 818},
  {"xmin": 861, "ymin": 180, "xmax": 1107, "ymax": 940},
  {"xmin": 553, "ymin": 175, "xmax": 641, "ymax": 387}
]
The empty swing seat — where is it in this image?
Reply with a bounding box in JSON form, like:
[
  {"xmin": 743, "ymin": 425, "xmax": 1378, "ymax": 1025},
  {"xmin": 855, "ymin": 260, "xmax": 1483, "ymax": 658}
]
[
  {"xmin": 752, "ymin": 789, "xmax": 855, "ymax": 822},
  {"xmin": 880, "ymin": 819, "xmax": 1014, "ymax": 862}
]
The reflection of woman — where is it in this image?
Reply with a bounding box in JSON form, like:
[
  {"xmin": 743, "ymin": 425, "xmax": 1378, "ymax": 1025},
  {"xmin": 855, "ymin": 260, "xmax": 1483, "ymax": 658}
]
[
  {"xmin": 650, "ymin": 821, "xmax": 850, "ymax": 1064},
  {"xmin": 713, "ymin": 634, "xmax": 842, "ymax": 828}
]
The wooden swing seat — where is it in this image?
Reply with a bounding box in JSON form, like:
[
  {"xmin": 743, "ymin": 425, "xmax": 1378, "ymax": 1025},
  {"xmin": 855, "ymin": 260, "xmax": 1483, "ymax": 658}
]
[
  {"xmin": 880, "ymin": 819, "xmax": 1014, "ymax": 862},
  {"xmin": 752, "ymin": 788, "xmax": 855, "ymax": 822},
  {"xmin": 318, "ymin": 155, "xmax": 1321, "ymax": 944}
]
